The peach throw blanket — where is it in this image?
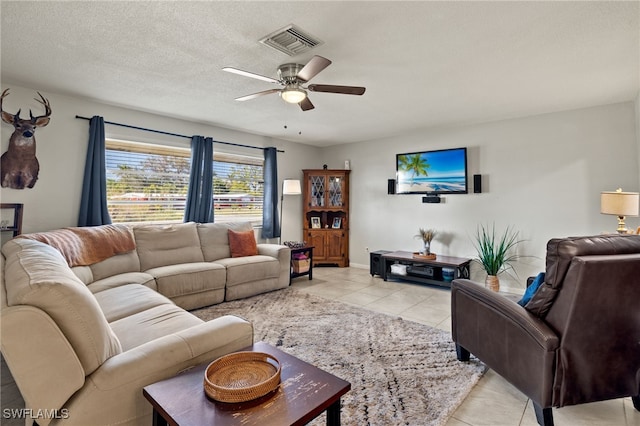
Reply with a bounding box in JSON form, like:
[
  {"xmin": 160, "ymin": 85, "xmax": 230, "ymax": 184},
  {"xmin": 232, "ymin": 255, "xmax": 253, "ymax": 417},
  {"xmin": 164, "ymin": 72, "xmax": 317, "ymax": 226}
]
[{"xmin": 18, "ymin": 224, "xmax": 136, "ymax": 267}]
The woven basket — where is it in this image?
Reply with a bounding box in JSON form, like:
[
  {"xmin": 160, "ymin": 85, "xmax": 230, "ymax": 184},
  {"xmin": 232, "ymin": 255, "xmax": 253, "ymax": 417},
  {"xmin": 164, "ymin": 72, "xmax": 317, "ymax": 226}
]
[{"xmin": 204, "ymin": 351, "xmax": 281, "ymax": 403}]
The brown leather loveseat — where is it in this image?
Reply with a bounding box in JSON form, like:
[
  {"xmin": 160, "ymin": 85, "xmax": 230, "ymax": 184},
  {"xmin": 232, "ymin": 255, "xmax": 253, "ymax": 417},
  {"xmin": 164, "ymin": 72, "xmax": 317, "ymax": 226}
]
[{"xmin": 451, "ymin": 234, "xmax": 640, "ymax": 426}]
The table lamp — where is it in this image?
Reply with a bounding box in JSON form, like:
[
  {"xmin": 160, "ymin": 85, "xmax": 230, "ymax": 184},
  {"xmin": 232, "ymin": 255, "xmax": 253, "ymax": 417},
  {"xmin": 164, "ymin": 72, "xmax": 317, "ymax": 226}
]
[{"xmin": 600, "ymin": 188, "xmax": 639, "ymax": 234}]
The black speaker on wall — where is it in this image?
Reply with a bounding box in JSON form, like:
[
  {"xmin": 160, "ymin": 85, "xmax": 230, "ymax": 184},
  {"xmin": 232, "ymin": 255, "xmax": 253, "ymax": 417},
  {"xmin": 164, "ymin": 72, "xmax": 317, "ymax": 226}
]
[
  {"xmin": 388, "ymin": 179, "xmax": 396, "ymax": 195},
  {"xmin": 473, "ymin": 174, "xmax": 482, "ymax": 193}
]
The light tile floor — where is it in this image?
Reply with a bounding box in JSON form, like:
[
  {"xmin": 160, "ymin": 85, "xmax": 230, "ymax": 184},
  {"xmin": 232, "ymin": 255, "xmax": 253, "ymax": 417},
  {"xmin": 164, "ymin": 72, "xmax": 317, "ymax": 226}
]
[
  {"xmin": 291, "ymin": 266, "xmax": 640, "ymax": 426},
  {"xmin": 1, "ymin": 266, "xmax": 638, "ymax": 426}
]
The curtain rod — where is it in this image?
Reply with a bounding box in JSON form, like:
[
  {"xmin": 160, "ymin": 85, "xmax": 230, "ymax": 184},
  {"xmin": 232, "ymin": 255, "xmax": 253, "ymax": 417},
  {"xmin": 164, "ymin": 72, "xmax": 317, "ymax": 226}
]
[{"xmin": 75, "ymin": 115, "xmax": 284, "ymax": 153}]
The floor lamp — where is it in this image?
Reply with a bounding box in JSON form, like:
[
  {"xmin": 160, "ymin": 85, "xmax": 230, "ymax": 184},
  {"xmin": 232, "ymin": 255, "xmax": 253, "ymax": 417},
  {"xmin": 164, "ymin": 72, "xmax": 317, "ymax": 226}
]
[{"xmin": 279, "ymin": 179, "xmax": 302, "ymax": 244}]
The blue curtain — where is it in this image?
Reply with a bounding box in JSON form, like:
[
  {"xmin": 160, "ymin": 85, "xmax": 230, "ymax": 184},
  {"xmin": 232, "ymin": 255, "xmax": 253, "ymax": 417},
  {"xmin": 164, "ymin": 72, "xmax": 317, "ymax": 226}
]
[
  {"xmin": 262, "ymin": 147, "xmax": 280, "ymax": 239},
  {"xmin": 184, "ymin": 136, "xmax": 214, "ymax": 223},
  {"xmin": 78, "ymin": 116, "xmax": 112, "ymax": 226}
]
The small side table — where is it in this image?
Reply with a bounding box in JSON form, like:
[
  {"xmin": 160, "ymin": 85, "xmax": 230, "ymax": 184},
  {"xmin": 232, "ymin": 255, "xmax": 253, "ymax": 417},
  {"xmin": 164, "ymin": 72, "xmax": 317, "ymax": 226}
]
[{"xmin": 290, "ymin": 246, "xmax": 314, "ymax": 284}]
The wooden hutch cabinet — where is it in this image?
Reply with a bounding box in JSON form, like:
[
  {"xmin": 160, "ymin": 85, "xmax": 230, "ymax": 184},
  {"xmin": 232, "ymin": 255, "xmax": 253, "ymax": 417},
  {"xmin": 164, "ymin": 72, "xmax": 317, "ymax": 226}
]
[{"xmin": 302, "ymin": 169, "xmax": 350, "ymax": 267}]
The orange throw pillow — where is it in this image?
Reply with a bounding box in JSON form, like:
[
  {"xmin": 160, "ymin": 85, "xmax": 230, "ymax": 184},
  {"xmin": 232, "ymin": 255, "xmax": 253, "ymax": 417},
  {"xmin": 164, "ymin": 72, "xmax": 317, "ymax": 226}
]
[{"xmin": 228, "ymin": 229, "xmax": 258, "ymax": 257}]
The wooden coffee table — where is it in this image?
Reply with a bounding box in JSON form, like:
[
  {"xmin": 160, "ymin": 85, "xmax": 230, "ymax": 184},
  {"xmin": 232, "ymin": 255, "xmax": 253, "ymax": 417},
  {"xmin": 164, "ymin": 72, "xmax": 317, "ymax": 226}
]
[{"xmin": 143, "ymin": 341, "xmax": 351, "ymax": 426}]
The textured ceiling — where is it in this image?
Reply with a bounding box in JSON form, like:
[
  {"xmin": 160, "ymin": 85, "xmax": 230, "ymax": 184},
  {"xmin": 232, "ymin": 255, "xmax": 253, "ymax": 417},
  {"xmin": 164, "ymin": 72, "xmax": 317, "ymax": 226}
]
[{"xmin": 1, "ymin": 1, "xmax": 638, "ymax": 147}]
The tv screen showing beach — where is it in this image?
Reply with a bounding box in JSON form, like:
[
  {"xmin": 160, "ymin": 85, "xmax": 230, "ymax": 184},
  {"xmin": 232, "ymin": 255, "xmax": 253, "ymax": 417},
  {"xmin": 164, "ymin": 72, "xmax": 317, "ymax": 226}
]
[{"xmin": 396, "ymin": 147, "xmax": 468, "ymax": 194}]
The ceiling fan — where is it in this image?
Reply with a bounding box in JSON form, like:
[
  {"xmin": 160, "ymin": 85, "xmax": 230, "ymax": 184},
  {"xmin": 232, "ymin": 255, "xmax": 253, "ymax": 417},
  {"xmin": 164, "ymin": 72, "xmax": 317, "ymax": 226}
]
[{"xmin": 222, "ymin": 55, "xmax": 366, "ymax": 111}]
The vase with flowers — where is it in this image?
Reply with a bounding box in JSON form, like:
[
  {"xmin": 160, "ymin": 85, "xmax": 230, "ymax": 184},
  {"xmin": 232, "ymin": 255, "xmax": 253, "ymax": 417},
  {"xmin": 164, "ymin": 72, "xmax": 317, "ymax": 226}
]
[{"xmin": 415, "ymin": 228, "xmax": 437, "ymax": 258}]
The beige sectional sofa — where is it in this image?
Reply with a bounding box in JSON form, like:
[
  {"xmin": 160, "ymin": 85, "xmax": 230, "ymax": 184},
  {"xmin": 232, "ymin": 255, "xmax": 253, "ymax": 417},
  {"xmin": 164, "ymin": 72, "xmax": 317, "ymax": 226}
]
[{"xmin": 0, "ymin": 221, "xmax": 291, "ymax": 425}]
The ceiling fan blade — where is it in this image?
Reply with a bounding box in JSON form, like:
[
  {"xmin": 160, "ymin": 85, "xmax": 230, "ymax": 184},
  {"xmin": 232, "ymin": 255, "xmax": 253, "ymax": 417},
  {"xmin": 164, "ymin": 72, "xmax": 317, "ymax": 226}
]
[
  {"xmin": 308, "ymin": 84, "xmax": 366, "ymax": 95},
  {"xmin": 296, "ymin": 56, "xmax": 332, "ymax": 82},
  {"xmin": 222, "ymin": 67, "xmax": 280, "ymax": 84},
  {"xmin": 299, "ymin": 97, "xmax": 315, "ymax": 111},
  {"xmin": 235, "ymin": 89, "xmax": 281, "ymax": 101}
]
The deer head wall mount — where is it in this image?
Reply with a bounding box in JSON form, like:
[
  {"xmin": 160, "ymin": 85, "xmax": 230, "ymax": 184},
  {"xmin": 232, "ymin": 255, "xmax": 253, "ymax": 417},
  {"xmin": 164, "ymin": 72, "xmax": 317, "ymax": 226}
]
[{"xmin": 1, "ymin": 88, "xmax": 51, "ymax": 189}]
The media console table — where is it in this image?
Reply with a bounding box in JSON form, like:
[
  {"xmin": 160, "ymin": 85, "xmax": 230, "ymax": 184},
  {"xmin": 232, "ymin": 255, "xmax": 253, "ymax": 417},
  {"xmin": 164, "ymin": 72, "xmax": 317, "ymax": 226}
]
[{"xmin": 379, "ymin": 251, "xmax": 471, "ymax": 288}]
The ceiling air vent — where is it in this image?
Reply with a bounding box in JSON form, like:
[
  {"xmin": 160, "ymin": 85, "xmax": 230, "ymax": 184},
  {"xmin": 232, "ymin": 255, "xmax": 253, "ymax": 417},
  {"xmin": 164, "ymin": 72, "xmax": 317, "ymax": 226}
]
[{"xmin": 259, "ymin": 24, "xmax": 323, "ymax": 56}]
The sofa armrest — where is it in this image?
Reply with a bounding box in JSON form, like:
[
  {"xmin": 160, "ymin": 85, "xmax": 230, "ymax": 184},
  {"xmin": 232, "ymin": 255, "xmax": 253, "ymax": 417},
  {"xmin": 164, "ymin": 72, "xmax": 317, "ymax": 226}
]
[
  {"xmin": 452, "ymin": 279, "xmax": 559, "ymax": 350},
  {"xmin": 1, "ymin": 306, "xmax": 85, "ymax": 423},
  {"xmin": 451, "ymin": 279, "xmax": 559, "ymax": 407},
  {"xmin": 258, "ymin": 244, "xmax": 291, "ymax": 287},
  {"xmin": 62, "ymin": 315, "xmax": 253, "ymax": 425},
  {"xmin": 257, "ymin": 243, "xmax": 290, "ymax": 262}
]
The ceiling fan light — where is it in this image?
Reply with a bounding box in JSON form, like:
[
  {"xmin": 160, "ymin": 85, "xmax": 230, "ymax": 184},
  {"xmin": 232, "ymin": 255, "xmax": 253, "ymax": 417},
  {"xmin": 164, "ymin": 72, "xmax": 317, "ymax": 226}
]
[{"xmin": 281, "ymin": 88, "xmax": 307, "ymax": 104}]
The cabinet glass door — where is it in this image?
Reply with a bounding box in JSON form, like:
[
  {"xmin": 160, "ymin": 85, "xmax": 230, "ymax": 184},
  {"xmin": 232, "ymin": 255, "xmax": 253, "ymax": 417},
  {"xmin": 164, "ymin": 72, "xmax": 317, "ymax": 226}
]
[
  {"xmin": 328, "ymin": 176, "xmax": 343, "ymax": 207},
  {"xmin": 310, "ymin": 175, "xmax": 325, "ymax": 207}
]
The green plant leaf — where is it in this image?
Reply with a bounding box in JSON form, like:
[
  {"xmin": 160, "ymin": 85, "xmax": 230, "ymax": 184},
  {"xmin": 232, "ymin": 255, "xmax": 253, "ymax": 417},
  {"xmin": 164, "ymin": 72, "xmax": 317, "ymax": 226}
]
[{"xmin": 472, "ymin": 223, "xmax": 523, "ymax": 276}]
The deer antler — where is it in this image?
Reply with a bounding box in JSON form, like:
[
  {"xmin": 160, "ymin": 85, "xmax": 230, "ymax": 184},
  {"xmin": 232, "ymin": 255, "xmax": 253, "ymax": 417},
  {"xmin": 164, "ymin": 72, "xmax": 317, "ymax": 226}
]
[
  {"xmin": 1, "ymin": 88, "xmax": 11, "ymax": 115},
  {"xmin": 0, "ymin": 88, "xmax": 21, "ymax": 123},
  {"xmin": 30, "ymin": 92, "xmax": 51, "ymax": 123},
  {"xmin": 0, "ymin": 88, "xmax": 9, "ymax": 107}
]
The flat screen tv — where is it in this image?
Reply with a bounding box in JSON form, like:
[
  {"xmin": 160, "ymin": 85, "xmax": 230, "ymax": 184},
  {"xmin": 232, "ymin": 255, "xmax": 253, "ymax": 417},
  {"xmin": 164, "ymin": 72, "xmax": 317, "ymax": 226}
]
[{"xmin": 396, "ymin": 147, "xmax": 468, "ymax": 195}]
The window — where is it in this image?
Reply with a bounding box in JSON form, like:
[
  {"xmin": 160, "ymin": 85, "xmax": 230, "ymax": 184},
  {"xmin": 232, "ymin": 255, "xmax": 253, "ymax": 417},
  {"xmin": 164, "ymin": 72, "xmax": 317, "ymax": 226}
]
[
  {"xmin": 105, "ymin": 140, "xmax": 264, "ymax": 224},
  {"xmin": 212, "ymin": 152, "xmax": 264, "ymax": 223}
]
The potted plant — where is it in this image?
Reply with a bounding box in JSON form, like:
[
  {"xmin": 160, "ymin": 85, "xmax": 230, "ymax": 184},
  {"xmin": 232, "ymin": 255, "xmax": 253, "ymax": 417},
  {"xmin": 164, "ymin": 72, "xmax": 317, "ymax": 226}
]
[
  {"xmin": 415, "ymin": 228, "xmax": 437, "ymax": 256},
  {"xmin": 472, "ymin": 224, "xmax": 522, "ymax": 292}
]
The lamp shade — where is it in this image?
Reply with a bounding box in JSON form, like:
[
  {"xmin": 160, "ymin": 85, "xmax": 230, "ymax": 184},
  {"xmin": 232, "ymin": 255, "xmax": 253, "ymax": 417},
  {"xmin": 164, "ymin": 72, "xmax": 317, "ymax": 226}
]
[
  {"xmin": 283, "ymin": 179, "xmax": 302, "ymax": 195},
  {"xmin": 280, "ymin": 88, "xmax": 307, "ymax": 104},
  {"xmin": 601, "ymin": 190, "xmax": 640, "ymax": 216}
]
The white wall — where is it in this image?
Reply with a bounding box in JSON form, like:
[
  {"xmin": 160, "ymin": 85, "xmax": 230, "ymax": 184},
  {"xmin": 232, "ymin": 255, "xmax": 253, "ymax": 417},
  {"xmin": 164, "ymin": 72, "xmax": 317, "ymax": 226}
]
[
  {"xmin": 0, "ymin": 84, "xmax": 319, "ymax": 242},
  {"xmin": 636, "ymin": 91, "xmax": 640, "ymax": 188},
  {"xmin": 3, "ymin": 83, "xmax": 638, "ymax": 292},
  {"xmin": 321, "ymin": 102, "xmax": 639, "ymax": 292}
]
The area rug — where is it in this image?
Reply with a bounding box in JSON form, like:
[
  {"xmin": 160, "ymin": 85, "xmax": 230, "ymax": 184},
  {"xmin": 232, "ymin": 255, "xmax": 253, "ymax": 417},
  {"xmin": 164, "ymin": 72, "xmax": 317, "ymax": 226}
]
[{"xmin": 192, "ymin": 288, "xmax": 486, "ymax": 426}]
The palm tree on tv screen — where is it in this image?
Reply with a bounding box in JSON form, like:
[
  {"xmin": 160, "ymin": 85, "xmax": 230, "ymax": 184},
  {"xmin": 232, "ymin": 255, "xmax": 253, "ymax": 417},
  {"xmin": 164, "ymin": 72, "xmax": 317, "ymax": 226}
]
[{"xmin": 398, "ymin": 154, "xmax": 431, "ymax": 185}]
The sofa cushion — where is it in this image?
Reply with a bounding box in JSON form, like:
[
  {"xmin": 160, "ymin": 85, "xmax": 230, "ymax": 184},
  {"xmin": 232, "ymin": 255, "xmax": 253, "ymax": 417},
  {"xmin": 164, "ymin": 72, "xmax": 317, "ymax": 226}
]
[
  {"xmin": 170, "ymin": 288, "xmax": 226, "ymax": 311},
  {"xmin": 526, "ymin": 234, "xmax": 640, "ymax": 318},
  {"xmin": 518, "ymin": 272, "xmax": 545, "ymax": 306},
  {"xmin": 2, "ymin": 239, "xmax": 122, "ymax": 375},
  {"xmin": 545, "ymin": 234, "xmax": 640, "ymax": 288},
  {"xmin": 71, "ymin": 265, "xmax": 93, "ymax": 284},
  {"xmin": 71, "ymin": 250, "xmax": 142, "ymax": 285},
  {"xmin": 214, "ymin": 255, "xmax": 280, "ymax": 286},
  {"xmin": 197, "ymin": 222, "xmax": 253, "ymax": 261},
  {"xmin": 94, "ymin": 284, "xmax": 174, "ymax": 322},
  {"xmin": 90, "ymin": 250, "xmax": 141, "ymax": 282},
  {"xmin": 228, "ymin": 229, "xmax": 258, "ymax": 257},
  {"xmin": 134, "ymin": 222, "xmax": 204, "ymax": 270},
  {"xmin": 87, "ymin": 272, "xmax": 157, "ymax": 294},
  {"xmin": 109, "ymin": 304, "xmax": 204, "ymax": 351},
  {"xmin": 226, "ymin": 277, "xmax": 285, "ymax": 301},
  {"xmin": 523, "ymin": 283, "xmax": 559, "ymax": 318},
  {"xmin": 145, "ymin": 262, "xmax": 226, "ymax": 299}
]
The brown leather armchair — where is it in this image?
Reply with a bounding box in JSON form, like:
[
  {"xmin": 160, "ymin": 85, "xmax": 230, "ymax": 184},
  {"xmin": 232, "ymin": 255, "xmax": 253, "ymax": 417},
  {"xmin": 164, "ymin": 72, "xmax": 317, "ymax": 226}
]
[{"xmin": 451, "ymin": 234, "xmax": 640, "ymax": 426}]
